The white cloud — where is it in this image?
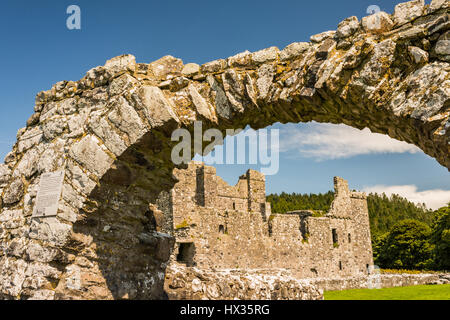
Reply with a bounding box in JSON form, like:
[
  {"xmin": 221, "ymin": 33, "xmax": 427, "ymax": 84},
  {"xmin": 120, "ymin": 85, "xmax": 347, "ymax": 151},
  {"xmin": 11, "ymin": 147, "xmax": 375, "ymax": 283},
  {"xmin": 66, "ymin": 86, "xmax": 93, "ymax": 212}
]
[
  {"xmin": 279, "ymin": 123, "xmax": 421, "ymax": 160},
  {"xmin": 362, "ymin": 185, "xmax": 450, "ymax": 210}
]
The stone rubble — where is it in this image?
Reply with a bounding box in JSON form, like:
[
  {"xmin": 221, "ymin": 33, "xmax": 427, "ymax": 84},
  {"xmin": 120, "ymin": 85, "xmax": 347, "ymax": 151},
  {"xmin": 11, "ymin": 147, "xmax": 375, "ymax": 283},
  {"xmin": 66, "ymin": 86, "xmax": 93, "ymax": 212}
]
[{"xmin": 164, "ymin": 264, "xmax": 323, "ymax": 300}]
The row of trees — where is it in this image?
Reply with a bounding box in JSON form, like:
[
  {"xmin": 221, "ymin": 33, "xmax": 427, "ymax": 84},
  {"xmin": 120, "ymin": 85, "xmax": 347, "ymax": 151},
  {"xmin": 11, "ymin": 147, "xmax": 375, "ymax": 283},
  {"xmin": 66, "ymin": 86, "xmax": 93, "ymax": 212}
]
[
  {"xmin": 267, "ymin": 192, "xmax": 449, "ymax": 271},
  {"xmin": 267, "ymin": 191, "xmax": 334, "ymax": 215},
  {"xmin": 373, "ymin": 205, "xmax": 449, "ymax": 270}
]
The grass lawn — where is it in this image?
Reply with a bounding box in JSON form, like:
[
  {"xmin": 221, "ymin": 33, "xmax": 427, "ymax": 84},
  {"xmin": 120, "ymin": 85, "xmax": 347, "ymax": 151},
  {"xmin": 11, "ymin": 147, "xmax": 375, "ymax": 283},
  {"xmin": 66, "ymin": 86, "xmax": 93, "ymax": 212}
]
[{"xmin": 324, "ymin": 284, "xmax": 450, "ymax": 300}]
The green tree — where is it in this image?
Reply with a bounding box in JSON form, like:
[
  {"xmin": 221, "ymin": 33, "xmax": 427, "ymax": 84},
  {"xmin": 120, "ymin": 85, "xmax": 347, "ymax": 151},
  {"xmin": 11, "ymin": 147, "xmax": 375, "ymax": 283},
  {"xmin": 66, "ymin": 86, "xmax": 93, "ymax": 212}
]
[
  {"xmin": 372, "ymin": 233, "xmax": 388, "ymax": 266},
  {"xmin": 430, "ymin": 203, "xmax": 450, "ymax": 270},
  {"xmin": 377, "ymin": 219, "xmax": 434, "ymax": 270},
  {"xmin": 367, "ymin": 193, "xmax": 433, "ymax": 237},
  {"xmin": 267, "ymin": 191, "xmax": 433, "ymax": 237}
]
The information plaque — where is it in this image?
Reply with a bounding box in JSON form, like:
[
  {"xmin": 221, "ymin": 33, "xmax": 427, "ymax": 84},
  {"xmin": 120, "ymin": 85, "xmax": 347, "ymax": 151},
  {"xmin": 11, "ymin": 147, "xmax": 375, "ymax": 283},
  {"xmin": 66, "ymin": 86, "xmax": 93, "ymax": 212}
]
[{"xmin": 32, "ymin": 171, "xmax": 65, "ymax": 218}]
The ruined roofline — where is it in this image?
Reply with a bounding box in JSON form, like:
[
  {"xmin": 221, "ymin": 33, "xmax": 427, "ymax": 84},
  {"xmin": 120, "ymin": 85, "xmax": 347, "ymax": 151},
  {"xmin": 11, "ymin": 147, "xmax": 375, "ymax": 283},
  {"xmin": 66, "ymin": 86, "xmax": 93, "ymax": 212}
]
[
  {"xmin": 191, "ymin": 161, "xmax": 265, "ymax": 188},
  {"xmin": 273, "ymin": 176, "xmax": 366, "ymax": 217},
  {"xmin": 192, "ymin": 161, "xmax": 366, "ymax": 202},
  {"xmin": 350, "ymin": 192, "xmax": 367, "ymax": 199},
  {"xmin": 334, "ymin": 176, "xmax": 367, "ymax": 199}
]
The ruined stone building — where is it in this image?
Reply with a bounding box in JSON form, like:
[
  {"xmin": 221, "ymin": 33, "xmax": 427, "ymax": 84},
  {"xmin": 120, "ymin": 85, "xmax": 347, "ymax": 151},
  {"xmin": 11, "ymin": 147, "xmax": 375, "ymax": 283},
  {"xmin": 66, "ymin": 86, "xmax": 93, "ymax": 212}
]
[{"xmin": 167, "ymin": 162, "xmax": 374, "ymax": 279}]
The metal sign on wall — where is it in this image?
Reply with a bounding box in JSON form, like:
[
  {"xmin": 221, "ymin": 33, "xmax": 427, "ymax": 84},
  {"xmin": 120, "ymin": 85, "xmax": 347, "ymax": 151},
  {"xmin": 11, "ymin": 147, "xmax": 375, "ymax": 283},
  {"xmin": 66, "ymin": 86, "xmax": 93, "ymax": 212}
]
[{"xmin": 32, "ymin": 170, "xmax": 65, "ymax": 218}]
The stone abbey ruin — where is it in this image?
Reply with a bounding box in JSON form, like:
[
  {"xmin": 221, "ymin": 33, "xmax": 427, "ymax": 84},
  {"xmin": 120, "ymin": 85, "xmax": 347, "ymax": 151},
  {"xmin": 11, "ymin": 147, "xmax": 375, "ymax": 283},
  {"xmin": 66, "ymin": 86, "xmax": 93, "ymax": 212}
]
[
  {"xmin": 0, "ymin": 0, "xmax": 449, "ymax": 299},
  {"xmin": 168, "ymin": 162, "xmax": 373, "ymax": 278}
]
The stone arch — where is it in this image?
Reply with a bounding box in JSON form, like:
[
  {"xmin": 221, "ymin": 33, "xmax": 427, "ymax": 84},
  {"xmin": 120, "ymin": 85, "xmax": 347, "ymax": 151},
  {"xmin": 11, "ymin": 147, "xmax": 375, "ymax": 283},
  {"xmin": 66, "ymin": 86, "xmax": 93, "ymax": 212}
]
[{"xmin": 0, "ymin": 2, "xmax": 448, "ymax": 299}]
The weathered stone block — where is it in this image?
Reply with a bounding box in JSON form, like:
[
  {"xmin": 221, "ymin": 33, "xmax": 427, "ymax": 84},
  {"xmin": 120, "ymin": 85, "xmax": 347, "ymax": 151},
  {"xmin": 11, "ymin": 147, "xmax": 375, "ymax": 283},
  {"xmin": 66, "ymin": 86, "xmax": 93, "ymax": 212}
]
[
  {"xmin": 429, "ymin": 0, "xmax": 449, "ymax": 12},
  {"xmin": 182, "ymin": 63, "xmax": 200, "ymax": 77},
  {"xmin": 108, "ymin": 73, "xmax": 138, "ymax": 96},
  {"xmin": 29, "ymin": 218, "xmax": 71, "ymax": 247},
  {"xmin": 25, "ymin": 243, "xmax": 58, "ymax": 263},
  {"xmin": 206, "ymin": 75, "xmax": 232, "ymax": 120},
  {"xmin": 0, "ymin": 2, "xmax": 448, "ymax": 301},
  {"xmin": 201, "ymin": 59, "xmax": 227, "ymax": 74},
  {"xmin": 408, "ymin": 46, "xmax": 429, "ymax": 63},
  {"xmin": 227, "ymin": 50, "xmax": 252, "ymax": 68},
  {"xmin": 26, "ymin": 113, "xmax": 40, "ymax": 127},
  {"xmin": 0, "ymin": 165, "xmax": 11, "ymax": 187},
  {"xmin": 2, "ymin": 178, "xmax": 24, "ymax": 205},
  {"xmin": 310, "ymin": 30, "xmax": 335, "ymax": 43},
  {"xmin": 336, "ymin": 16, "xmax": 360, "ymax": 39},
  {"xmin": 188, "ymin": 84, "xmax": 214, "ymax": 121},
  {"xmin": 394, "ymin": 0, "xmax": 425, "ymax": 26},
  {"xmin": 361, "ymin": 12, "xmax": 395, "ymax": 34},
  {"xmin": 104, "ymin": 54, "xmax": 136, "ymax": 77},
  {"xmin": 109, "ymin": 97, "xmax": 147, "ymax": 144},
  {"xmin": 69, "ymin": 135, "xmax": 113, "ymax": 177},
  {"xmin": 435, "ymin": 39, "xmax": 450, "ymax": 56},
  {"xmin": 66, "ymin": 160, "xmax": 97, "ymax": 197},
  {"xmin": 148, "ymin": 55, "xmax": 183, "ymax": 80},
  {"xmin": 89, "ymin": 112, "xmax": 128, "ymax": 157},
  {"xmin": 280, "ymin": 42, "xmax": 310, "ymax": 61},
  {"xmin": 42, "ymin": 117, "xmax": 68, "ymax": 140},
  {"xmin": 0, "ymin": 209, "xmax": 24, "ymax": 229},
  {"xmin": 256, "ymin": 64, "xmax": 275, "ymax": 102},
  {"xmin": 60, "ymin": 98, "xmax": 78, "ymax": 115},
  {"xmin": 0, "ymin": 257, "xmax": 28, "ymax": 297},
  {"xmin": 221, "ymin": 69, "xmax": 246, "ymax": 112},
  {"xmin": 17, "ymin": 127, "xmax": 43, "ymax": 154},
  {"xmin": 36, "ymin": 140, "xmax": 65, "ymax": 174},
  {"xmin": 14, "ymin": 147, "xmax": 40, "ymax": 179},
  {"xmin": 67, "ymin": 112, "xmax": 88, "ymax": 138},
  {"xmin": 252, "ymin": 47, "xmax": 279, "ymax": 65},
  {"xmin": 136, "ymin": 86, "xmax": 180, "ymax": 128}
]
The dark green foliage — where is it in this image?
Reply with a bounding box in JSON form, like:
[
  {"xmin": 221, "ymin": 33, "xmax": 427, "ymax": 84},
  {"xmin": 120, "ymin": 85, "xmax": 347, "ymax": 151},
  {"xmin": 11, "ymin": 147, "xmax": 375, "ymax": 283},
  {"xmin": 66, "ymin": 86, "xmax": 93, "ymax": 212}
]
[
  {"xmin": 366, "ymin": 193, "xmax": 433, "ymax": 237},
  {"xmin": 430, "ymin": 204, "xmax": 450, "ymax": 270},
  {"xmin": 375, "ymin": 219, "xmax": 434, "ymax": 270},
  {"xmin": 267, "ymin": 191, "xmax": 334, "ymax": 214},
  {"xmin": 267, "ymin": 192, "xmax": 448, "ymax": 271},
  {"xmin": 267, "ymin": 191, "xmax": 433, "ymax": 236},
  {"xmin": 372, "ymin": 233, "xmax": 388, "ymax": 266}
]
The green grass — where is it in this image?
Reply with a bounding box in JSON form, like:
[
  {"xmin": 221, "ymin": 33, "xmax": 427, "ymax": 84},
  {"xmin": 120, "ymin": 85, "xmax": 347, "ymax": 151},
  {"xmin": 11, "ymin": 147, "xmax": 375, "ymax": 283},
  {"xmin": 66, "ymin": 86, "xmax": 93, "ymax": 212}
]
[{"xmin": 324, "ymin": 284, "xmax": 450, "ymax": 300}]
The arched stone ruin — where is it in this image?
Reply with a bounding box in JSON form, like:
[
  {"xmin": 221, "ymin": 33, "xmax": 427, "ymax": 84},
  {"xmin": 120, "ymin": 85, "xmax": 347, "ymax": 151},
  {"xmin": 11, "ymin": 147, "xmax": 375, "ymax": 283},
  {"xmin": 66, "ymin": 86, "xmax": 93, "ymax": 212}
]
[{"xmin": 0, "ymin": 0, "xmax": 448, "ymax": 299}]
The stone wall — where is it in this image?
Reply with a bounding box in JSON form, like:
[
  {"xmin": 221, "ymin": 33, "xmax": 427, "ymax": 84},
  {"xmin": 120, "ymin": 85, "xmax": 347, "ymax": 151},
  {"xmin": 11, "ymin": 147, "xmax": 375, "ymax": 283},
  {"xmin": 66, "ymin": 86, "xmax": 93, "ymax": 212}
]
[
  {"xmin": 164, "ymin": 264, "xmax": 323, "ymax": 300},
  {"xmin": 168, "ymin": 162, "xmax": 374, "ymax": 279},
  {"xmin": 0, "ymin": 0, "xmax": 448, "ymax": 299},
  {"xmin": 309, "ymin": 273, "xmax": 450, "ymax": 291},
  {"xmin": 164, "ymin": 266, "xmax": 450, "ymax": 300}
]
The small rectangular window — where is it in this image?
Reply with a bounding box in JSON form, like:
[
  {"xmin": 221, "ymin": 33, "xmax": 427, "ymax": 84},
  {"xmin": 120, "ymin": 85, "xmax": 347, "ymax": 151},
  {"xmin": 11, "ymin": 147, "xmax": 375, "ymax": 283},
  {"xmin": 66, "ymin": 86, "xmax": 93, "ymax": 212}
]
[
  {"xmin": 348, "ymin": 233, "xmax": 351, "ymax": 243},
  {"xmin": 176, "ymin": 242, "xmax": 195, "ymax": 266},
  {"xmin": 332, "ymin": 229, "xmax": 338, "ymax": 245}
]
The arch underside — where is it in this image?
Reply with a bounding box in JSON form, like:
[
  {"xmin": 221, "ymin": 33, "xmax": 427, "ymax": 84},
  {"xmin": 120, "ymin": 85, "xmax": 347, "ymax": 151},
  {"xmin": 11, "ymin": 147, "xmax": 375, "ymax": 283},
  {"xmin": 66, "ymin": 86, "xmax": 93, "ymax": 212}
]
[{"xmin": 0, "ymin": 4, "xmax": 449, "ymax": 299}]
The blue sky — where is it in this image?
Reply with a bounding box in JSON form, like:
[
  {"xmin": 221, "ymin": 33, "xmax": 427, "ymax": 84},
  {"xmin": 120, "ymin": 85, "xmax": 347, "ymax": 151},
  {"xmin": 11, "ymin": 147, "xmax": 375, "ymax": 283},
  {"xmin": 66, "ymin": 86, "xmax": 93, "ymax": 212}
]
[{"xmin": 0, "ymin": 0, "xmax": 448, "ymax": 209}]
